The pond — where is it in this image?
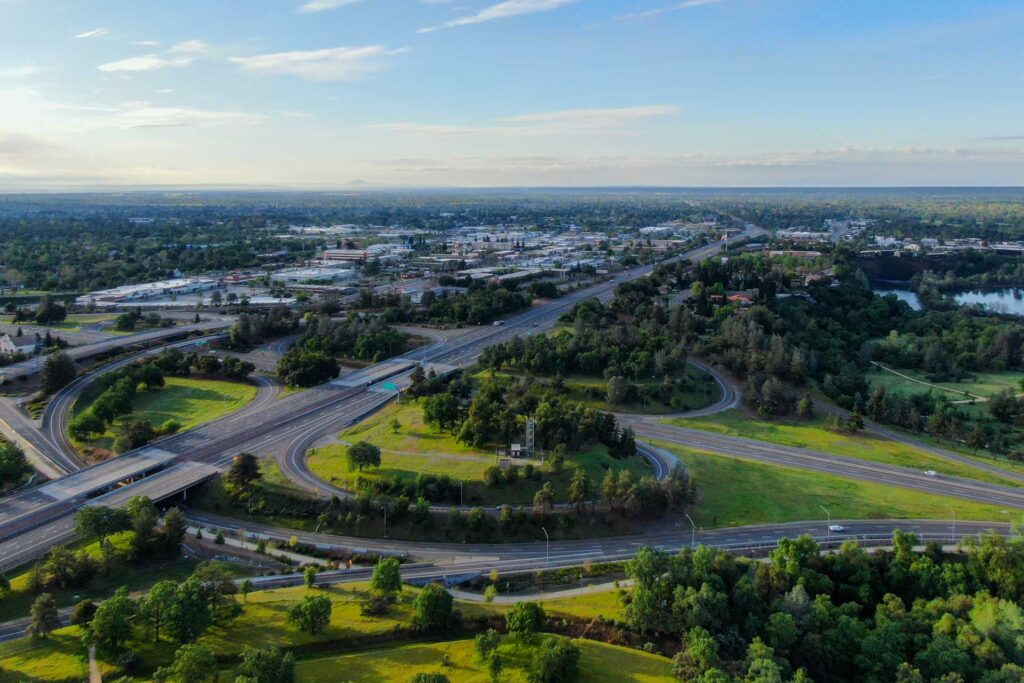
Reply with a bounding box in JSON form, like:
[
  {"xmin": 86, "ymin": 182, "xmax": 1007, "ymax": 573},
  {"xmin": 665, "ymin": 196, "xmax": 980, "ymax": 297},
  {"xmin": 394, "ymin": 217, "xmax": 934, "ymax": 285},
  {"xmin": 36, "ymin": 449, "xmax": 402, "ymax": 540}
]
[
  {"xmin": 954, "ymin": 288, "xmax": 1024, "ymax": 316},
  {"xmin": 873, "ymin": 289, "xmax": 923, "ymax": 311}
]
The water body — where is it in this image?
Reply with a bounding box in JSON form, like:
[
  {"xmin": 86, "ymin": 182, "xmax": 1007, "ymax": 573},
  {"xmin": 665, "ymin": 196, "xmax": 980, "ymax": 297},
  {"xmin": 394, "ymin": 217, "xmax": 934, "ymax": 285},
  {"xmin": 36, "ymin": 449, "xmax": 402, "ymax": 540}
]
[
  {"xmin": 954, "ymin": 288, "xmax": 1024, "ymax": 316},
  {"xmin": 873, "ymin": 289, "xmax": 923, "ymax": 311}
]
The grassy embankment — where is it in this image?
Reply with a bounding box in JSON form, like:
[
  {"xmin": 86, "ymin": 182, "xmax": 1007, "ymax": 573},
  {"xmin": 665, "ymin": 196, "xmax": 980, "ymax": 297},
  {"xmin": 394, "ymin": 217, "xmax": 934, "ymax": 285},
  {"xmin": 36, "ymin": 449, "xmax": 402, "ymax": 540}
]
[
  {"xmin": 653, "ymin": 440, "xmax": 1019, "ymax": 529},
  {"xmin": 666, "ymin": 409, "xmax": 1024, "ymax": 484},
  {"xmin": 308, "ymin": 401, "xmax": 651, "ymax": 506},
  {"xmin": 70, "ymin": 376, "xmax": 258, "ymax": 452}
]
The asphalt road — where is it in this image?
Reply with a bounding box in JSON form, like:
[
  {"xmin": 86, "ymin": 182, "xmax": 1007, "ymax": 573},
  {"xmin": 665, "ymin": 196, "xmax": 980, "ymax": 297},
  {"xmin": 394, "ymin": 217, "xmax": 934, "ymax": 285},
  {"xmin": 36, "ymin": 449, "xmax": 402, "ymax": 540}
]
[{"xmin": 0, "ymin": 233, "xmax": 759, "ymax": 569}]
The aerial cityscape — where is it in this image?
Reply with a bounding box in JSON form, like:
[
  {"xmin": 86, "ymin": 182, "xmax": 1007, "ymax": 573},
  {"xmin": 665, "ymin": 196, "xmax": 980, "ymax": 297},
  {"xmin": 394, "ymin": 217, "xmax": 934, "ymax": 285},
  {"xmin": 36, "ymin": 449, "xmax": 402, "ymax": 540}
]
[{"xmin": 1, "ymin": 1, "xmax": 1024, "ymax": 683}]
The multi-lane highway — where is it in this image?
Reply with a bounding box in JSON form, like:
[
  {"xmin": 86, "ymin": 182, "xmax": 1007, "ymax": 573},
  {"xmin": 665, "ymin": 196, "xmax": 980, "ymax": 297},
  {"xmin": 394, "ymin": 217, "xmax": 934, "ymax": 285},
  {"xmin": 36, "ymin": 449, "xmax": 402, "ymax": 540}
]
[{"xmin": 0, "ymin": 235, "xmax": 743, "ymax": 569}]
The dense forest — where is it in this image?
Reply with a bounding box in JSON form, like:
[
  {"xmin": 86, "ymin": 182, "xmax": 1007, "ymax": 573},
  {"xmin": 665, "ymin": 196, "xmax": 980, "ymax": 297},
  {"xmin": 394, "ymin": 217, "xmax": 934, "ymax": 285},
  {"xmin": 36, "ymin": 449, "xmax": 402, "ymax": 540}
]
[{"xmin": 624, "ymin": 530, "xmax": 1024, "ymax": 682}]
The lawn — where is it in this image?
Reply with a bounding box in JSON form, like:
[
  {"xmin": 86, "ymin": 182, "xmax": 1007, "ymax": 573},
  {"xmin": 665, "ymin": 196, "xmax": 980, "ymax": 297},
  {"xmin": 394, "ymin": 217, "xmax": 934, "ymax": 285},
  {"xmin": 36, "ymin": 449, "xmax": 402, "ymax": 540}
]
[
  {"xmin": 280, "ymin": 636, "xmax": 673, "ymax": 683},
  {"xmin": 655, "ymin": 441, "xmax": 1020, "ymax": 529},
  {"xmin": 0, "ymin": 579, "xmax": 664, "ymax": 683},
  {"xmin": 665, "ymin": 409, "xmax": 1024, "ymax": 486},
  {"xmin": 309, "ymin": 401, "xmax": 651, "ymax": 506},
  {"xmin": 539, "ymin": 589, "xmax": 625, "ymax": 622},
  {"xmin": 866, "ymin": 366, "xmax": 1024, "ymax": 401},
  {"xmin": 0, "ymin": 532, "xmax": 253, "ymax": 623},
  {"xmin": 71, "ymin": 376, "xmax": 258, "ymax": 451},
  {"xmin": 0, "ymin": 628, "xmax": 110, "ymax": 683}
]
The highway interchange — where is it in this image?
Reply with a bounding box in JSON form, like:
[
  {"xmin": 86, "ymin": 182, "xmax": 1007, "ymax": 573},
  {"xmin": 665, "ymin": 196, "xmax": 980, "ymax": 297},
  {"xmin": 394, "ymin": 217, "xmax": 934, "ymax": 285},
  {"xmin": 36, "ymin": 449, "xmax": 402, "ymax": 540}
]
[{"xmin": 1, "ymin": 226, "xmax": 1022, "ymax": 606}]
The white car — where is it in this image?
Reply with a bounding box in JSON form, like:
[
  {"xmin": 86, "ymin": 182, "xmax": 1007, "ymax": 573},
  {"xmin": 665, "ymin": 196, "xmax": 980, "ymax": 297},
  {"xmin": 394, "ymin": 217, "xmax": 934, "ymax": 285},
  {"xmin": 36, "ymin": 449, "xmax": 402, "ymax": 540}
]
[
  {"xmin": 828, "ymin": 525, "xmax": 845, "ymax": 533},
  {"xmin": 924, "ymin": 470, "xmax": 937, "ymax": 477}
]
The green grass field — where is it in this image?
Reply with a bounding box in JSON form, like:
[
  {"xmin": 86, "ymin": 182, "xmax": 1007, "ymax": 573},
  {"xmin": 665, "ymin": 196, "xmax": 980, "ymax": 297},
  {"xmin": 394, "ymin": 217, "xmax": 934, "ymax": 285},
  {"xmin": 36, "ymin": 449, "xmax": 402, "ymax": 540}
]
[
  {"xmin": 71, "ymin": 376, "xmax": 257, "ymax": 451},
  {"xmin": 283, "ymin": 636, "xmax": 673, "ymax": 683},
  {"xmin": 655, "ymin": 441, "xmax": 1020, "ymax": 529},
  {"xmin": 866, "ymin": 366, "xmax": 1024, "ymax": 401},
  {"xmin": 309, "ymin": 401, "xmax": 651, "ymax": 506},
  {"xmin": 665, "ymin": 409, "xmax": 1024, "ymax": 485}
]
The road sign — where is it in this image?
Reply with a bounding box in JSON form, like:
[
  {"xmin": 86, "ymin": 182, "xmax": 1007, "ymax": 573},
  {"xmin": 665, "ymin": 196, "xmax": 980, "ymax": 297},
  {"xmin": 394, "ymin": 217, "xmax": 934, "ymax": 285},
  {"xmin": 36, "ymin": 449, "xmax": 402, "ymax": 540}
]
[{"xmin": 381, "ymin": 382, "xmax": 398, "ymax": 391}]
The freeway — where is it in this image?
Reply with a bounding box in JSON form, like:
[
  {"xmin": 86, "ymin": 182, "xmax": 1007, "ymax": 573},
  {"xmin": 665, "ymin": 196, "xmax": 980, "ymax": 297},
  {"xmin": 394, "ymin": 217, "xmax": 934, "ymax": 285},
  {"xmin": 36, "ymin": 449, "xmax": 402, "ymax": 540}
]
[
  {"xmin": 0, "ymin": 516, "xmax": 1006, "ymax": 643},
  {"xmin": 0, "ymin": 232, "xmax": 754, "ymax": 568},
  {"xmin": 0, "ymin": 317, "xmax": 233, "ymax": 382}
]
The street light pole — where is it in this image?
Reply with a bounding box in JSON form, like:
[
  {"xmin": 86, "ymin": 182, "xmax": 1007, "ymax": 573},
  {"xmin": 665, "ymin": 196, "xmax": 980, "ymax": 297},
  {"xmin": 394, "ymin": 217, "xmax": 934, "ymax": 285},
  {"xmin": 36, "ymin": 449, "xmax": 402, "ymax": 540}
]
[
  {"xmin": 541, "ymin": 526, "xmax": 550, "ymax": 569},
  {"xmin": 685, "ymin": 513, "xmax": 696, "ymax": 549},
  {"xmin": 948, "ymin": 506, "xmax": 955, "ymax": 546},
  {"xmin": 820, "ymin": 505, "xmax": 831, "ymax": 546}
]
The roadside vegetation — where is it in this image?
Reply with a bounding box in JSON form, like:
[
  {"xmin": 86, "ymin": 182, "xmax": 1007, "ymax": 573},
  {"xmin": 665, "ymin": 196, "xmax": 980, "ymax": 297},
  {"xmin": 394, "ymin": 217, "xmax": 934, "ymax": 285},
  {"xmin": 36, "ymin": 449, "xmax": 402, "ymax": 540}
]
[
  {"xmin": 69, "ymin": 349, "xmax": 256, "ymax": 455},
  {"xmin": 666, "ymin": 409, "xmax": 1024, "ymax": 485},
  {"xmin": 655, "ymin": 441, "xmax": 1018, "ymax": 529}
]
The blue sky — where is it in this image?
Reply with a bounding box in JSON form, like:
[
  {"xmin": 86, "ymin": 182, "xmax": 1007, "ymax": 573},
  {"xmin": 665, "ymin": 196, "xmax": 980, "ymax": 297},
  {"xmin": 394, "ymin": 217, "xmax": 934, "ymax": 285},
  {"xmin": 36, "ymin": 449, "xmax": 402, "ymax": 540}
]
[{"xmin": 0, "ymin": 0, "xmax": 1022, "ymax": 188}]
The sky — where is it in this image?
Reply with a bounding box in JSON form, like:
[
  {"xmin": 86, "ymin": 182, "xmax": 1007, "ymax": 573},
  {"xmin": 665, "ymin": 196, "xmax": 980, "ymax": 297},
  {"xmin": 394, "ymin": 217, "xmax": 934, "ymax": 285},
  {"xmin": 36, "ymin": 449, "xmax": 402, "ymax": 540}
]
[{"xmin": 0, "ymin": 0, "xmax": 1022, "ymax": 189}]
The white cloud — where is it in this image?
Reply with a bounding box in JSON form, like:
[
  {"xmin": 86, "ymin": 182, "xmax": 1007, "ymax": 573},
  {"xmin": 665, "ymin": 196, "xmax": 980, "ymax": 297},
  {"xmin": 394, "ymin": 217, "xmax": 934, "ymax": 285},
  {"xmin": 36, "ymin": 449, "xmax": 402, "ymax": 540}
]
[
  {"xmin": 98, "ymin": 55, "xmax": 192, "ymax": 72},
  {"xmin": 0, "ymin": 66, "xmax": 39, "ymax": 78},
  {"xmin": 110, "ymin": 104, "xmax": 266, "ymax": 129},
  {"xmin": 75, "ymin": 28, "xmax": 109, "ymax": 39},
  {"xmin": 616, "ymin": 0, "xmax": 724, "ymax": 22},
  {"xmin": 374, "ymin": 105, "xmax": 680, "ymax": 136},
  {"xmin": 419, "ymin": 0, "xmax": 582, "ymax": 33},
  {"xmin": 231, "ymin": 45, "xmax": 404, "ymax": 82},
  {"xmin": 98, "ymin": 40, "xmax": 207, "ymax": 73},
  {"xmin": 169, "ymin": 39, "xmax": 209, "ymax": 55},
  {"xmin": 298, "ymin": 0, "xmax": 364, "ymax": 13},
  {"xmin": 131, "ymin": 40, "xmax": 160, "ymax": 47}
]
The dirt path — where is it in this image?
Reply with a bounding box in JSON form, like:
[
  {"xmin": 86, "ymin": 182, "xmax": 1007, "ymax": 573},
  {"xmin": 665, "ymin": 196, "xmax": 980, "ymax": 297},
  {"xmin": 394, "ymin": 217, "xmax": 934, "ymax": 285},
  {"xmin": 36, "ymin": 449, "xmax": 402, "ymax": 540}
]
[
  {"xmin": 869, "ymin": 361, "xmax": 986, "ymax": 400},
  {"xmin": 88, "ymin": 644, "xmax": 102, "ymax": 683}
]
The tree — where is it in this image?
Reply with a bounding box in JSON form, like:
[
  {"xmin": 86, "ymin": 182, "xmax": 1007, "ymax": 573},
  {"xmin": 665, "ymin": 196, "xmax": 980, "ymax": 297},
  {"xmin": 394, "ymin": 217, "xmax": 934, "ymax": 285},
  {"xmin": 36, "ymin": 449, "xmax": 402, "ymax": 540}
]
[
  {"xmin": 166, "ymin": 577, "xmax": 212, "ymax": 643},
  {"xmin": 234, "ymin": 646, "xmax": 296, "ymax": 683},
  {"xmin": 240, "ymin": 578, "xmax": 252, "ymax": 603},
  {"xmin": 89, "ymin": 587, "xmax": 137, "ymax": 652},
  {"xmin": 410, "ymin": 674, "xmax": 450, "ymax": 683},
  {"xmin": 68, "ymin": 599, "xmax": 97, "ymax": 627},
  {"xmin": 529, "ymin": 639, "xmax": 580, "ymax": 683},
  {"xmin": 413, "ymin": 583, "xmax": 453, "ymax": 632},
  {"xmin": 606, "ymin": 375, "xmax": 629, "ymax": 406},
  {"xmin": 143, "ymin": 580, "xmax": 179, "ymax": 642},
  {"xmin": 41, "ymin": 351, "xmax": 76, "ymax": 394},
  {"xmin": 347, "ymin": 441, "xmax": 382, "ymax": 472},
  {"xmin": 28, "ymin": 593, "xmax": 59, "ymax": 639},
  {"xmin": 370, "ymin": 557, "xmax": 402, "ymax": 601},
  {"xmin": 423, "ymin": 393, "xmax": 460, "ymax": 433},
  {"xmin": 226, "ymin": 452, "xmax": 262, "ymax": 492},
  {"xmin": 304, "ymin": 566, "xmax": 318, "ymax": 588},
  {"xmin": 391, "ymin": 418, "xmax": 402, "ymax": 434},
  {"xmin": 475, "ymin": 628, "xmax": 501, "ymax": 661},
  {"xmin": 288, "ymin": 594, "xmax": 332, "ymax": 634},
  {"xmin": 568, "ymin": 468, "xmax": 592, "ymax": 513},
  {"xmin": 75, "ymin": 506, "xmax": 131, "ymax": 573},
  {"xmin": 154, "ymin": 644, "xmax": 216, "ymax": 683},
  {"xmin": 35, "ymin": 294, "xmax": 66, "ymax": 325},
  {"xmin": 507, "ymin": 602, "xmax": 546, "ymax": 641},
  {"xmin": 533, "ymin": 481, "xmax": 554, "ymax": 514},
  {"xmin": 488, "ymin": 653, "xmax": 504, "ymax": 683},
  {"xmin": 0, "ymin": 439, "xmax": 31, "ymax": 488}
]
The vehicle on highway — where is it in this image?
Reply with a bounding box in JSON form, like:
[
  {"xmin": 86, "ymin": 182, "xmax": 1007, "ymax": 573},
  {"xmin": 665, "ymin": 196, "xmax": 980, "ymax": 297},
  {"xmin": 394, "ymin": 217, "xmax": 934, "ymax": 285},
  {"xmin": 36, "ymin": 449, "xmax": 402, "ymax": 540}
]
[
  {"xmin": 924, "ymin": 470, "xmax": 937, "ymax": 477},
  {"xmin": 366, "ymin": 380, "xmax": 374, "ymax": 386},
  {"xmin": 532, "ymin": 322, "xmax": 539, "ymax": 327},
  {"xmin": 493, "ymin": 320, "xmax": 505, "ymax": 326},
  {"xmin": 828, "ymin": 524, "xmax": 845, "ymax": 533}
]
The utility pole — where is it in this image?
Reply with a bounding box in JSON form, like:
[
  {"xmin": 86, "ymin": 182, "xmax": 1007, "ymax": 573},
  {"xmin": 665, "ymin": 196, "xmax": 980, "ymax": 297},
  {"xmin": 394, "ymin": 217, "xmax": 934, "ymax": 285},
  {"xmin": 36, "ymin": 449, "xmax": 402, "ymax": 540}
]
[
  {"xmin": 685, "ymin": 513, "xmax": 696, "ymax": 549},
  {"xmin": 541, "ymin": 526, "xmax": 550, "ymax": 569}
]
